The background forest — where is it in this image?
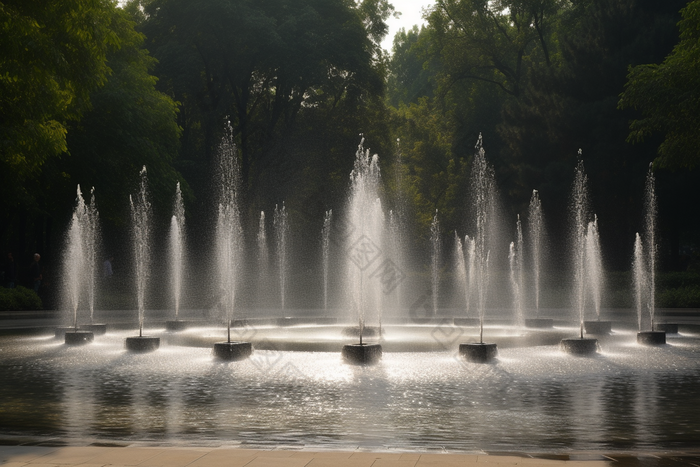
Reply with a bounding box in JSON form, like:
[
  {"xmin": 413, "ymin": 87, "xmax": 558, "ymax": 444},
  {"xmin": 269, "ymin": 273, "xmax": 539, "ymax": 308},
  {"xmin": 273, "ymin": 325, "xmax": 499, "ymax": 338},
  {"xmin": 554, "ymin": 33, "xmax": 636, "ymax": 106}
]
[{"xmin": 2, "ymin": 0, "xmax": 700, "ymax": 309}]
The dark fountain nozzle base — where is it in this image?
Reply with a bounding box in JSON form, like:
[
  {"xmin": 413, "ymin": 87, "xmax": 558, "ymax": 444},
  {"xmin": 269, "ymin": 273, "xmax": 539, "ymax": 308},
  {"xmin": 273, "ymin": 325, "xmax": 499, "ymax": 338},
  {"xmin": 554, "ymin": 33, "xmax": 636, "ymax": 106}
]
[
  {"xmin": 637, "ymin": 331, "xmax": 666, "ymax": 345},
  {"xmin": 584, "ymin": 320, "xmax": 612, "ymax": 335},
  {"xmin": 459, "ymin": 343, "xmax": 498, "ymax": 363},
  {"xmin": 525, "ymin": 318, "xmax": 554, "ymax": 329},
  {"xmin": 560, "ymin": 338, "xmax": 598, "ymax": 355},
  {"xmin": 342, "ymin": 343, "xmax": 382, "ymax": 364},
  {"xmin": 65, "ymin": 331, "xmax": 94, "ymax": 346},
  {"xmin": 125, "ymin": 336, "xmax": 160, "ymax": 352},
  {"xmin": 213, "ymin": 342, "xmax": 253, "ymax": 361},
  {"xmin": 80, "ymin": 323, "xmax": 107, "ymax": 335}
]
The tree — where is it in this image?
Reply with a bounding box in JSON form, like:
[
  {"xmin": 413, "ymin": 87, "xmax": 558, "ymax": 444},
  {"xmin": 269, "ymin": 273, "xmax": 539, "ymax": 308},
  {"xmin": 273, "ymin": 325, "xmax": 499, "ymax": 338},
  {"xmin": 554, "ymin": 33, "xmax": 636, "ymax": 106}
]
[
  {"xmin": 619, "ymin": 0, "xmax": 700, "ymax": 169},
  {"xmin": 136, "ymin": 0, "xmax": 387, "ymax": 202},
  {"xmin": 428, "ymin": 0, "xmax": 564, "ymax": 98},
  {"xmin": 0, "ymin": 0, "xmax": 118, "ymax": 206},
  {"xmin": 60, "ymin": 6, "xmax": 183, "ymax": 230}
]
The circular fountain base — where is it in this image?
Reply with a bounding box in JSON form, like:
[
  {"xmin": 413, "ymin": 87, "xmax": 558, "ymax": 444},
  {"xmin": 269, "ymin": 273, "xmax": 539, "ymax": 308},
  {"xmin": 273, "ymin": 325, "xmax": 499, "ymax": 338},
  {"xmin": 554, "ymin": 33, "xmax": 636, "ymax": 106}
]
[
  {"xmin": 64, "ymin": 331, "xmax": 94, "ymax": 346},
  {"xmin": 453, "ymin": 317, "xmax": 480, "ymax": 326},
  {"xmin": 655, "ymin": 323, "xmax": 678, "ymax": 334},
  {"xmin": 584, "ymin": 320, "xmax": 612, "ymax": 335},
  {"xmin": 80, "ymin": 323, "xmax": 107, "ymax": 335},
  {"xmin": 341, "ymin": 326, "xmax": 380, "ymax": 338},
  {"xmin": 459, "ymin": 343, "xmax": 498, "ymax": 363},
  {"xmin": 342, "ymin": 343, "xmax": 382, "ymax": 364},
  {"xmin": 166, "ymin": 320, "xmax": 193, "ymax": 332},
  {"xmin": 125, "ymin": 336, "xmax": 160, "ymax": 352},
  {"xmin": 560, "ymin": 338, "xmax": 598, "ymax": 355},
  {"xmin": 637, "ymin": 331, "xmax": 666, "ymax": 345},
  {"xmin": 213, "ymin": 341, "xmax": 253, "ymax": 361},
  {"xmin": 525, "ymin": 318, "xmax": 554, "ymax": 329}
]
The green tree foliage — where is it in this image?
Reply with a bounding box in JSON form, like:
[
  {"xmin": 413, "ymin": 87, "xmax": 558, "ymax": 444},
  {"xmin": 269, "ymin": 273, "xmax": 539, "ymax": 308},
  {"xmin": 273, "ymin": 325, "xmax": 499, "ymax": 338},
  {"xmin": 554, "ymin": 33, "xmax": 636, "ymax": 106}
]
[
  {"xmin": 0, "ymin": 0, "xmax": 118, "ymax": 206},
  {"xmin": 388, "ymin": 0, "xmax": 690, "ymax": 269},
  {"xmin": 61, "ymin": 6, "xmax": 182, "ymax": 229},
  {"xmin": 619, "ymin": 0, "xmax": 700, "ymax": 169},
  {"xmin": 386, "ymin": 26, "xmax": 433, "ymax": 108},
  {"xmin": 499, "ymin": 0, "xmax": 686, "ymax": 268},
  {"xmin": 428, "ymin": 0, "xmax": 563, "ymax": 98},
  {"xmin": 135, "ymin": 0, "xmax": 389, "ymax": 212}
]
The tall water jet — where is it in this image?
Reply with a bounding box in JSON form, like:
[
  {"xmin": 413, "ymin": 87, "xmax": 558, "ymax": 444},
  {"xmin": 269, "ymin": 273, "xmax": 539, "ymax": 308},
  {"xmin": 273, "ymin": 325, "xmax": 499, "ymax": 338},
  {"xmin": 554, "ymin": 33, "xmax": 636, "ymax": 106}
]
[
  {"xmin": 645, "ymin": 164, "xmax": 658, "ymax": 330},
  {"xmin": 388, "ymin": 210, "xmax": 406, "ymax": 313},
  {"xmin": 391, "ymin": 138, "xmax": 407, "ymax": 311},
  {"xmin": 583, "ymin": 216, "xmax": 610, "ymax": 334},
  {"xmin": 454, "ymin": 234, "xmax": 478, "ymax": 326},
  {"xmin": 213, "ymin": 122, "xmax": 251, "ymax": 360},
  {"xmin": 85, "ymin": 189, "xmax": 99, "ymax": 324},
  {"xmin": 525, "ymin": 190, "xmax": 552, "ymax": 328},
  {"xmin": 633, "ymin": 234, "xmax": 647, "ymax": 332},
  {"xmin": 166, "ymin": 183, "xmax": 188, "ymax": 331},
  {"xmin": 61, "ymin": 187, "xmax": 94, "ymax": 345},
  {"xmin": 342, "ymin": 137, "xmax": 383, "ymax": 364},
  {"xmin": 322, "ymin": 210, "xmax": 332, "ymax": 311},
  {"xmin": 80, "ymin": 187, "xmax": 106, "ymax": 335},
  {"xmin": 459, "ymin": 134, "xmax": 497, "ymax": 363},
  {"xmin": 561, "ymin": 155, "xmax": 598, "ymax": 354},
  {"xmin": 509, "ymin": 216, "xmax": 525, "ymax": 327},
  {"xmin": 125, "ymin": 167, "xmax": 159, "ymax": 352},
  {"xmin": 637, "ymin": 166, "xmax": 666, "ymax": 344},
  {"xmin": 274, "ymin": 203, "xmax": 289, "ymax": 311},
  {"xmin": 430, "ymin": 210, "xmax": 440, "ymax": 315},
  {"xmin": 257, "ymin": 211, "xmax": 269, "ymax": 305}
]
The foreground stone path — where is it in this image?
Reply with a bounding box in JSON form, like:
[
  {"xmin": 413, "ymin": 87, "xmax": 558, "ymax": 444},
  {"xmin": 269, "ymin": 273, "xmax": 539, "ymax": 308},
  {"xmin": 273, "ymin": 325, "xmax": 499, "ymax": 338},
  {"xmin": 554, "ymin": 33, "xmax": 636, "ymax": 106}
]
[{"xmin": 1, "ymin": 446, "xmax": 699, "ymax": 467}]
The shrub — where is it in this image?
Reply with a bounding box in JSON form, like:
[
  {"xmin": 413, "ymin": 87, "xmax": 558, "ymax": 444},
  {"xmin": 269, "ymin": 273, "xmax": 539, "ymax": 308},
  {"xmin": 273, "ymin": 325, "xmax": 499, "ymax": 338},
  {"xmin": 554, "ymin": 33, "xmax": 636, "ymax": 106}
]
[{"xmin": 0, "ymin": 286, "xmax": 43, "ymax": 311}]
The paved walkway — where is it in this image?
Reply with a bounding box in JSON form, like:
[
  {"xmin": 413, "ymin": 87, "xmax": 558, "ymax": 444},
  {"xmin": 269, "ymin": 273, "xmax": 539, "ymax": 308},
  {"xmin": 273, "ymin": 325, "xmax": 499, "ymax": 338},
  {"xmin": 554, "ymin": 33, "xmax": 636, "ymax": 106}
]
[
  {"xmin": 2, "ymin": 445, "xmax": 700, "ymax": 467},
  {"xmin": 0, "ymin": 445, "xmax": 621, "ymax": 467}
]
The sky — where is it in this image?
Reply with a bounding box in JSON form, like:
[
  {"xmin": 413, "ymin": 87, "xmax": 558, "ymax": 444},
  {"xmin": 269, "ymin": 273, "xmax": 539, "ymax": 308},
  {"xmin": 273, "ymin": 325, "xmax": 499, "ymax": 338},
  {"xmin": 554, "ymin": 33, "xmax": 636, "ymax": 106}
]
[{"xmin": 381, "ymin": 0, "xmax": 436, "ymax": 53}]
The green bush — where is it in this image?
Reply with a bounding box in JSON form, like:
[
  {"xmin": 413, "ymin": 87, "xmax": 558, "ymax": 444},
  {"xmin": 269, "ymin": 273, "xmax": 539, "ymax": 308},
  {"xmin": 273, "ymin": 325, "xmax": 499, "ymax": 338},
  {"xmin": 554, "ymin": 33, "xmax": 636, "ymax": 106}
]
[
  {"xmin": 658, "ymin": 285, "xmax": 700, "ymax": 308},
  {"xmin": 0, "ymin": 286, "xmax": 43, "ymax": 311}
]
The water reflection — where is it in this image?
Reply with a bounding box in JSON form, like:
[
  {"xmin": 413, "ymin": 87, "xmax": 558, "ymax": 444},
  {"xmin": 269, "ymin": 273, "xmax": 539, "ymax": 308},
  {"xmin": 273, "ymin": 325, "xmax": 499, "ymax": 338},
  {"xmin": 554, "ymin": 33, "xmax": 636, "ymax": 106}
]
[{"xmin": 0, "ymin": 330, "xmax": 699, "ymax": 452}]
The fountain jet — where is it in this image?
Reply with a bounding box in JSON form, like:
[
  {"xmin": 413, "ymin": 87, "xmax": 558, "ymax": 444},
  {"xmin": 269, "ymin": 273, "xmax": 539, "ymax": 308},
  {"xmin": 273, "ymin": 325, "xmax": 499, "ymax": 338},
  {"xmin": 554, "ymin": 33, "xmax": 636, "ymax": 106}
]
[
  {"xmin": 561, "ymin": 154, "xmax": 598, "ymax": 355},
  {"xmin": 459, "ymin": 134, "xmax": 498, "ymax": 363},
  {"xmin": 342, "ymin": 136, "xmax": 383, "ymax": 364},
  {"xmin": 637, "ymin": 165, "xmax": 667, "ymax": 344},
  {"xmin": 213, "ymin": 121, "xmax": 252, "ymax": 360},
  {"xmin": 125, "ymin": 167, "xmax": 159, "ymax": 352}
]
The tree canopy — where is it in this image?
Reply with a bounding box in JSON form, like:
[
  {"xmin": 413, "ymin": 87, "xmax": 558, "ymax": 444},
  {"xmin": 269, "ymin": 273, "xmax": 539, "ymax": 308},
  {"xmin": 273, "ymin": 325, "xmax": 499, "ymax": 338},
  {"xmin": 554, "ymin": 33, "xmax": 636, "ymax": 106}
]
[{"xmin": 619, "ymin": 0, "xmax": 700, "ymax": 169}]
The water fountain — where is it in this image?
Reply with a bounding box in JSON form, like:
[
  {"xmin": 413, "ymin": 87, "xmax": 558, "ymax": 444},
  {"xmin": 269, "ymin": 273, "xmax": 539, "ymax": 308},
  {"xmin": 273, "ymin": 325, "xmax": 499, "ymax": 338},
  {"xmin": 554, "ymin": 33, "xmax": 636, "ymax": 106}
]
[
  {"xmin": 62, "ymin": 186, "xmax": 95, "ymax": 346},
  {"xmin": 453, "ymin": 233, "xmax": 478, "ymax": 326},
  {"xmin": 459, "ymin": 135, "xmax": 498, "ymax": 363},
  {"xmin": 430, "ymin": 210, "xmax": 440, "ymax": 315},
  {"xmin": 274, "ymin": 202, "xmax": 289, "ymax": 311},
  {"xmin": 212, "ymin": 123, "xmax": 252, "ymax": 361},
  {"xmin": 166, "ymin": 182, "xmax": 190, "ymax": 331},
  {"xmin": 582, "ymin": 216, "xmax": 611, "ymax": 335},
  {"xmin": 322, "ymin": 210, "xmax": 332, "ymax": 311},
  {"xmin": 560, "ymin": 157, "xmax": 598, "ymax": 355},
  {"xmin": 9, "ymin": 127, "xmax": 700, "ymax": 455},
  {"xmin": 525, "ymin": 190, "xmax": 553, "ymax": 328},
  {"xmin": 79, "ymin": 188, "xmax": 107, "ymax": 335},
  {"xmin": 257, "ymin": 210, "xmax": 269, "ymax": 306},
  {"xmin": 125, "ymin": 167, "xmax": 160, "ymax": 352},
  {"xmin": 341, "ymin": 137, "xmax": 383, "ymax": 364},
  {"xmin": 509, "ymin": 215, "xmax": 525, "ymax": 327},
  {"xmin": 637, "ymin": 166, "xmax": 667, "ymax": 344}
]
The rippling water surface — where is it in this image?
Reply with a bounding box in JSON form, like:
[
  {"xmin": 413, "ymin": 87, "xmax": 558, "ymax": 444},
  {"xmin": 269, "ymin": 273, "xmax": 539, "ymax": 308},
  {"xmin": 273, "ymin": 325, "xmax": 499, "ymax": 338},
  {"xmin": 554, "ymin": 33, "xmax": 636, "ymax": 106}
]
[{"xmin": 1, "ymin": 327, "xmax": 699, "ymax": 453}]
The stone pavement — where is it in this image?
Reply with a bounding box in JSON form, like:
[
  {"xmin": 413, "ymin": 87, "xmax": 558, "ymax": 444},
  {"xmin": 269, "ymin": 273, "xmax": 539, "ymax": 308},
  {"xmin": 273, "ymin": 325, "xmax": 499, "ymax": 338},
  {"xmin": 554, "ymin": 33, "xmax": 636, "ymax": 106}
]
[{"xmin": 1, "ymin": 446, "xmax": 699, "ymax": 467}]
